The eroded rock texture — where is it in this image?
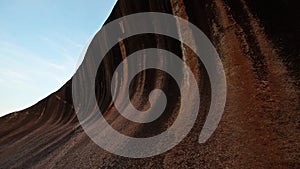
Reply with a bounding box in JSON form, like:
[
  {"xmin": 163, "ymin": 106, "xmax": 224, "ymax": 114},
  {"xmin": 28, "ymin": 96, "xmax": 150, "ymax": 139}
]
[{"xmin": 0, "ymin": 0, "xmax": 299, "ymax": 168}]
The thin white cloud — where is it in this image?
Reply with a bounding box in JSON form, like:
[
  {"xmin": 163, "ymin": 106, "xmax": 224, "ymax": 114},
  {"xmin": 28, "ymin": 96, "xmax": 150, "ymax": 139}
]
[
  {"xmin": 39, "ymin": 36, "xmax": 71, "ymax": 56},
  {"xmin": 0, "ymin": 39, "xmax": 75, "ymax": 89},
  {"xmin": 0, "ymin": 40, "xmax": 61, "ymax": 68},
  {"xmin": 49, "ymin": 63, "xmax": 66, "ymax": 71},
  {"xmin": 0, "ymin": 69, "xmax": 30, "ymax": 81},
  {"xmin": 54, "ymin": 33, "xmax": 83, "ymax": 49}
]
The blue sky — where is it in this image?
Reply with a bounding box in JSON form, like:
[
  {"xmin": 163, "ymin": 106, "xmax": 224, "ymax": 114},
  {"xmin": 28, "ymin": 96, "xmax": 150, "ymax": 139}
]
[{"xmin": 0, "ymin": 0, "xmax": 117, "ymax": 117}]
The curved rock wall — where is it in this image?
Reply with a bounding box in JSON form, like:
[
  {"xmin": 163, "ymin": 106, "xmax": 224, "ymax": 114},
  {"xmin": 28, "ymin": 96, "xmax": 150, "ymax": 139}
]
[{"xmin": 0, "ymin": 0, "xmax": 299, "ymax": 168}]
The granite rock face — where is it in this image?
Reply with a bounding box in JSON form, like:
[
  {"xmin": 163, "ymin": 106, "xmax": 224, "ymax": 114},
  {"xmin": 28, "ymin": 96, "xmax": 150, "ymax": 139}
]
[{"xmin": 0, "ymin": 0, "xmax": 299, "ymax": 168}]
